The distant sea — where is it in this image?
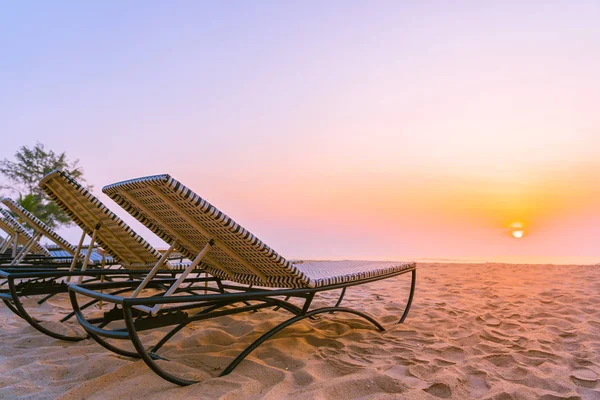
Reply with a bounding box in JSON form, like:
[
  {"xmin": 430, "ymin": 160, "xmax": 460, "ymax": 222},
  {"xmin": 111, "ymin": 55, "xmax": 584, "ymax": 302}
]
[{"xmin": 413, "ymin": 256, "xmax": 599, "ymax": 265}]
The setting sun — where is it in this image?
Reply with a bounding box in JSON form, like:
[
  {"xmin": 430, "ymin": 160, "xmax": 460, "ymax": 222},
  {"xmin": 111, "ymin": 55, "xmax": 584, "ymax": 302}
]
[
  {"xmin": 509, "ymin": 222, "xmax": 525, "ymax": 239},
  {"xmin": 512, "ymin": 230, "xmax": 525, "ymax": 239}
]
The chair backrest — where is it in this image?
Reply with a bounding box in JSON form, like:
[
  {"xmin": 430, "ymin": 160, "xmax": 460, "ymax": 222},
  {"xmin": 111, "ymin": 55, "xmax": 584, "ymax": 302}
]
[
  {"xmin": 39, "ymin": 170, "xmax": 163, "ymax": 269},
  {"xmin": 2, "ymin": 198, "xmax": 77, "ymax": 255},
  {"xmin": 0, "ymin": 209, "xmax": 51, "ymax": 256},
  {"xmin": 103, "ymin": 174, "xmax": 309, "ymax": 287}
]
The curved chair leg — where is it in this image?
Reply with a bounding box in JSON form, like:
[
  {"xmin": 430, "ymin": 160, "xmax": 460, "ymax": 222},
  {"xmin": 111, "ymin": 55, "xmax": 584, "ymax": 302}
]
[
  {"xmin": 328, "ymin": 287, "xmax": 347, "ymax": 314},
  {"xmin": 333, "ymin": 287, "xmax": 347, "ymax": 307},
  {"xmin": 88, "ymin": 329, "xmax": 141, "ymax": 358},
  {"xmin": 220, "ymin": 306, "xmax": 384, "ymax": 376},
  {"xmin": 397, "ymin": 269, "xmax": 416, "ymax": 324},
  {"xmin": 69, "ymin": 290, "xmax": 142, "ymax": 357},
  {"xmin": 123, "ymin": 305, "xmax": 197, "ymax": 386},
  {"xmin": 7, "ymin": 279, "xmax": 88, "ymax": 341},
  {"xmin": 2, "ymin": 299, "xmax": 25, "ymax": 319},
  {"xmin": 122, "ymin": 298, "xmax": 307, "ymax": 386}
]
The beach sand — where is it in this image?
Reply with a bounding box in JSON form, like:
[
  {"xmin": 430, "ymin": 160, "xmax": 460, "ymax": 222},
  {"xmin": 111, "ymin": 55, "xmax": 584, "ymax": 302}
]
[{"xmin": 0, "ymin": 263, "xmax": 598, "ymax": 399}]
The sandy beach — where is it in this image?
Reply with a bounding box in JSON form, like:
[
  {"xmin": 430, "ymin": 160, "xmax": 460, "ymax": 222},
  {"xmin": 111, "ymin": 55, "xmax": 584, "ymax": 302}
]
[{"xmin": 0, "ymin": 262, "xmax": 598, "ymax": 400}]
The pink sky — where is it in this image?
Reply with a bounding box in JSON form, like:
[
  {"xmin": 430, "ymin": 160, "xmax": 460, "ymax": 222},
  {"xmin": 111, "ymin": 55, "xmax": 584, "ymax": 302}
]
[{"xmin": 1, "ymin": 2, "xmax": 599, "ymax": 263}]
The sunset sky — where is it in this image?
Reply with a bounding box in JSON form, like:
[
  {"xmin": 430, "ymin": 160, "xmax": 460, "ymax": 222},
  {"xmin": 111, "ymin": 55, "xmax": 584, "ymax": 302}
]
[{"xmin": 1, "ymin": 2, "xmax": 599, "ymax": 263}]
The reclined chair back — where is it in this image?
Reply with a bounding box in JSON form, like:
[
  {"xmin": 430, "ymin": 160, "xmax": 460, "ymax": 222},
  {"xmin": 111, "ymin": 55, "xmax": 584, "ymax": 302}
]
[
  {"xmin": 2, "ymin": 198, "xmax": 81, "ymax": 259},
  {"xmin": 103, "ymin": 174, "xmax": 308, "ymax": 289},
  {"xmin": 0, "ymin": 208, "xmax": 50, "ymax": 261},
  {"xmin": 39, "ymin": 170, "xmax": 165, "ymax": 278}
]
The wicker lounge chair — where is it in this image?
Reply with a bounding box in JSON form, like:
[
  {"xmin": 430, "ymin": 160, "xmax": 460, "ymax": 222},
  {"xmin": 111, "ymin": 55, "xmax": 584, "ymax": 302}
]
[
  {"xmin": 1, "ymin": 198, "xmax": 109, "ymax": 268},
  {"xmin": 0, "ymin": 170, "xmax": 205, "ymax": 342},
  {"xmin": 68, "ymin": 174, "xmax": 417, "ymax": 385},
  {"xmin": 0, "ymin": 209, "xmax": 50, "ymax": 262}
]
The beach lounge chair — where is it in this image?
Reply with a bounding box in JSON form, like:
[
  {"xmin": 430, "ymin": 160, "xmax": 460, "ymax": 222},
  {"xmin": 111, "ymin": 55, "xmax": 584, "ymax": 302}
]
[
  {"xmin": 1, "ymin": 198, "xmax": 110, "ymax": 268},
  {"xmin": 0, "ymin": 209, "xmax": 51, "ymax": 262},
  {"xmin": 0, "ymin": 170, "xmax": 206, "ymax": 342},
  {"xmin": 2, "ymin": 198, "xmax": 113, "ymax": 271},
  {"xmin": 68, "ymin": 174, "xmax": 417, "ymax": 385}
]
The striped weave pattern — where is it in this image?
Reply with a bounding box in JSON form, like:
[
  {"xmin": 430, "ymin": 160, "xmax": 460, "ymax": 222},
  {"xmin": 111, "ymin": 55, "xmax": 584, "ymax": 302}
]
[
  {"xmin": 2, "ymin": 198, "xmax": 77, "ymax": 255},
  {"xmin": 292, "ymin": 260, "xmax": 415, "ymax": 287},
  {"xmin": 103, "ymin": 174, "xmax": 415, "ymax": 288},
  {"xmin": 47, "ymin": 245, "xmax": 113, "ymax": 264},
  {"xmin": 0, "ymin": 209, "xmax": 50, "ymax": 256},
  {"xmin": 39, "ymin": 170, "xmax": 163, "ymax": 269}
]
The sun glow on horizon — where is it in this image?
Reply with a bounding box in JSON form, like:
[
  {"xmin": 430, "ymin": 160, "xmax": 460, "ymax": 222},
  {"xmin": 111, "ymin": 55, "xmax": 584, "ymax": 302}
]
[
  {"xmin": 511, "ymin": 230, "xmax": 525, "ymax": 239},
  {"xmin": 509, "ymin": 222, "xmax": 525, "ymax": 239}
]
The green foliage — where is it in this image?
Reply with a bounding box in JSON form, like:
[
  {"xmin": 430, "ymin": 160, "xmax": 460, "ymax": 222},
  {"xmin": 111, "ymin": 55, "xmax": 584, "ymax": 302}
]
[
  {"xmin": 15, "ymin": 193, "xmax": 71, "ymax": 229},
  {"xmin": 0, "ymin": 143, "xmax": 88, "ymax": 229}
]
